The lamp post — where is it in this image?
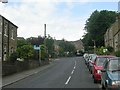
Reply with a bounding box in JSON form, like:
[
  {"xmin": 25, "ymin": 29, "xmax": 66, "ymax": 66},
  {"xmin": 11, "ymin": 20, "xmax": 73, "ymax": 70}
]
[{"xmin": 92, "ymin": 40, "xmax": 96, "ymax": 54}]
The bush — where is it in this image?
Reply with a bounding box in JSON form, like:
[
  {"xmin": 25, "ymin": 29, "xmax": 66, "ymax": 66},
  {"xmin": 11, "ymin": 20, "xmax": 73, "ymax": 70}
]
[
  {"xmin": 115, "ymin": 51, "xmax": 120, "ymax": 57},
  {"xmin": 107, "ymin": 46, "xmax": 114, "ymax": 53},
  {"xmin": 10, "ymin": 52, "xmax": 18, "ymax": 63}
]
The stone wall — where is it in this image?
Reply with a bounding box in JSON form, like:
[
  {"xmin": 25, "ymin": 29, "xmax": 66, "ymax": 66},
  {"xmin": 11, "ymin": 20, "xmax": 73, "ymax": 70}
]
[{"xmin": 2, "ymin": 60, "xmax": 49, "ymax": 77}]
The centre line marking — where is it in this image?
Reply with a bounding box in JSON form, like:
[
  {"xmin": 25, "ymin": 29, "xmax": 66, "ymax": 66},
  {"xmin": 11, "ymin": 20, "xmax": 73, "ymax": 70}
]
[
  {"xmin": 65, "ymin": 76, "xmax": 71, "ymax": 85},
  {"xmin": 71, "ymin": 70, "xmax": 74, "ymax": 74},
  {"xmin": 74, "ymin": 66, "xmax": 76, "ymax": 69},
  {"xmin": 75, "ymin": 61, "xmax": 76, "ymax": 66}
]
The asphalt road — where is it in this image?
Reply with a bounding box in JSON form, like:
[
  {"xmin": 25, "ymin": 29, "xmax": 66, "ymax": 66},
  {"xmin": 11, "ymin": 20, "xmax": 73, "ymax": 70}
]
[{"xmin": 3, "ymin": 57, "xmax": 100, "ymax": 88}]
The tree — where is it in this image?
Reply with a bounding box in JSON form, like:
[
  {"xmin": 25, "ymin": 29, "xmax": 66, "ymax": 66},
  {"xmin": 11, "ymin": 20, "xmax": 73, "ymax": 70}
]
[
  {"xmin": 40, "ymin": 45, "xmax": 48, "ymax": 60},
  {"xmin": 82, "ymin": 10, "xmax": 117, "ymax": 48},
  {"xmin": 45, "ymin": 35, "xmax": 55, "ymax": 58},
  {"xmin": 115, "ymin": 51, "xmax": 120, "ymax": 57},
  {"xmin": 26, "ymin": 36, "xmax": 44, "ymax": 46},
  {"xmin": 9, "ymin": 52, "xmax": 18, "ymax": 63},
  {"xmin": 17, "ymin": 45, "xmax": 34, "ymax": 60},
  {"xmin": 17, "ymin": 39, "xmax": 29, "ymax": 48},
  {"xmin": 58, "ymin": 40, "xmax": 76, "ymax": 57},
  {"xmin": 106, "ymin": 46, "xmax": 114, "ymax": 53}
]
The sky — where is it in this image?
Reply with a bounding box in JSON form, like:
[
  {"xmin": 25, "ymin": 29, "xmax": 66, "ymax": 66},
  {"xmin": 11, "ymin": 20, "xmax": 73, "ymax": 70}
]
[{"xmin": 0, "ymin": 0, "xmax": 119, "ymax": 41}]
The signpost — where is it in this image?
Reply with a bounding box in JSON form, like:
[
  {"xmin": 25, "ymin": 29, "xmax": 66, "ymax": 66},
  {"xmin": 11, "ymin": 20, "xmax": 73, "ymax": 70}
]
[{"xmin": 33, "ymin": 45, "xmax": 41, "ymax": 66}]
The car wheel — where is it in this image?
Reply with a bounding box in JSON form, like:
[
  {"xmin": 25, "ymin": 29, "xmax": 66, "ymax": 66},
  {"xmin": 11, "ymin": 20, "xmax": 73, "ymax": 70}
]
[
  {"xmin": 92, "ymin": 74, "xmax": 94, "ymax": 78},
  {"xmin": 102, "ymin": 84, "xmax": 105, "ymax": 90},
  {"xmin": 101, "ymin": 83, "xmax": 106, "ymax": 90},
  {"xmin": 101, "ymin": 81, "xmax": 106, "ymax": 90},
  {"xmin": 90, "ymin": 70, "xmax": 92, "ymax": 74}
]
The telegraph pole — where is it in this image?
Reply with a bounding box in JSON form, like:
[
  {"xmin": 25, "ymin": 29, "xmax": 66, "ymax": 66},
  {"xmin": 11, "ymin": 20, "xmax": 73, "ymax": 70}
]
[{"xmin": 92, "ymin": 40, "xmax": 96, "ymax": 54}]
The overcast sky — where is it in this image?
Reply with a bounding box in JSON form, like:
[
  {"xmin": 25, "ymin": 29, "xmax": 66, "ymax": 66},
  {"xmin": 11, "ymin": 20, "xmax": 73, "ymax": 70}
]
[{"xmin": 0, "ymin": 0, "xmax": 119, "ymax": 41}]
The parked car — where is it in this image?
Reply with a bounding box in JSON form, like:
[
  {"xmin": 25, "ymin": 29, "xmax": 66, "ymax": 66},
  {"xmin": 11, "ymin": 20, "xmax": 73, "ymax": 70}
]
[
  {"xmin": 92, "ymin": 55, "xmax": 116, "ymax": 83},
  {"xmin": 83, "ymin": 53, "xmax": 89, "ymax": 65},
  {"xmin": 88, "ymin": 54, "xmax": 97, "ymax": 73},
  {"xmin": 101, "ymin": 57, "xmax": 120, "ymax": 89},
  {"xmin": 86, "ymin": 54, "xmax": 95, "ymax": 68}
]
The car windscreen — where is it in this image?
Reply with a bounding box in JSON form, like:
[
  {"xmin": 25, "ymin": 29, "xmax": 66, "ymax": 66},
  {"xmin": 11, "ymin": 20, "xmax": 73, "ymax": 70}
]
[
  {"xmin": 109, "ymin": 60, "xmax": 120, "ymax": 71},
  {"xmin": 96, "ymin": 57, "xmax": 106, "ymax": 66},
  {"xmin": 91, "ymin": 54, "xmax": 97, "ymax": 61}
]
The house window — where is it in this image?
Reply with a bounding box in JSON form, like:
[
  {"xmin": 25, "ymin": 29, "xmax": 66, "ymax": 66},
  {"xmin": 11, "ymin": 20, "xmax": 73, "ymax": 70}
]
[
  {"xmin": 0, "ymin": 19, "xmax": 2, "ymax": 26},
  {"xmin": 11, "ymin": 47, "xmax": 14, "ymax": 53},
  {"xmin": 11, "ymin": 29, "xmax": 14, "ymax": 39},
  {"xmin": 4, "ymin": 23, "xmax": 8, "ymax": 36},
  {"xmin": 4, "ymin": 45, "xmax": 7, "ymax": 53},
  {"xmin": 4, "ymin": 45, "xmax": 7, "ymax": 61}
]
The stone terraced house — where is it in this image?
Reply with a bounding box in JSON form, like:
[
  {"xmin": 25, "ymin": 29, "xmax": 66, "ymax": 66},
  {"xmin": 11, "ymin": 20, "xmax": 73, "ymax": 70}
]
[{"xmin": 0, "ymin": 15, "xmax": 18, "ymax": 61}]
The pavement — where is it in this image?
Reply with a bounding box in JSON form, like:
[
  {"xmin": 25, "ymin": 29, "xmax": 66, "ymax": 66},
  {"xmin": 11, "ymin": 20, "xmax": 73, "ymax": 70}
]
[{"xmin": 2, "ymin": 60, "xmax": 54, "ymax": 88}]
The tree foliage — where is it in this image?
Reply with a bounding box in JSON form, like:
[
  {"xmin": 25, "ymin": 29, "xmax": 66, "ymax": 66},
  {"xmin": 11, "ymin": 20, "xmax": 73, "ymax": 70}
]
[
  {"xmin": 40, "ymin": 44, "xmax": 49, "ymax": 60},
  {"xmin": 45, "ymin": 35, "xmax": 55, "ymax": 58},
  {"xmin": 9, "ymin": 52, "xmax": 18, "ymax": 63},
  {"xmin": 26, "ymin": 36, "xmax": 44, "ymax": 46},
  {"xmin": 82, "ymin": 10, "xmax": 117, "ymax": 50},
  {"xmin": 115, "ymin": 51, "xmax": 120, "ymax": 57},
  {"xmin": 58, "ymin": 39, "xmax": 76, "ymax": 56},
  {"xmin": 17, "ymin": 45, "xmax": 34, "ymax": 60}
]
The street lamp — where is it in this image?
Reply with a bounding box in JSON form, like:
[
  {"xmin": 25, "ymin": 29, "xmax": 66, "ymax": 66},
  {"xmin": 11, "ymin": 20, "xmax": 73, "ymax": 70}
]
[{"xmin": 92, "ymin": 40, "xmax": 96, "ymax": 54}]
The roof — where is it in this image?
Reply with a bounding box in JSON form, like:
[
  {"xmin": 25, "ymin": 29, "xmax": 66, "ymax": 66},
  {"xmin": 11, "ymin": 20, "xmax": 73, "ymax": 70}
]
[
  {"xmin": 109, "ymin": 57, "xmax": 120, "ymax": 60},
  {"xmin": 97, "ymin": 55, "xmax": 116, "ymax": 58},
  {"xmin": 0, "ymin": 14, "xmax": 18, "ymax": 28}
]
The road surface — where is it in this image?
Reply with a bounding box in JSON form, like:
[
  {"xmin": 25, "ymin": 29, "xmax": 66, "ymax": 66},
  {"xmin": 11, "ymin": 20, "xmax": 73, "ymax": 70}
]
[{"xmin": 3, "ymin": 57, "xmax": 100, "ymax": 88}]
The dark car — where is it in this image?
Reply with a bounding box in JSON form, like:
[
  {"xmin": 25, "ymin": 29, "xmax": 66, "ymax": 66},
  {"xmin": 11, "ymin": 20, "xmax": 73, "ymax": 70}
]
[{"xmin": 101, "ymin": 57, "xmax": 120, "ymax": 89}]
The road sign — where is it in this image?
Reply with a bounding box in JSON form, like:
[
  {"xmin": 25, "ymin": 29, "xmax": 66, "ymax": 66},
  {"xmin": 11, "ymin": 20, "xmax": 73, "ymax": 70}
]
[{"xmin": 33, "ymin": 45, "xmax": 40, "ymax": 50}]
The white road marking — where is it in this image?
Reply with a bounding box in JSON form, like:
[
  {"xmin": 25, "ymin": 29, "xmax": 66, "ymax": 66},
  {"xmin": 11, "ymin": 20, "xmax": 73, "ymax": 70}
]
[
  {"xmin": 65, "ymin": 76, "xmax": 71, "ymax": 85},
  {"xmin": 65, "ymin": 60, "xmax": 76, "ymax": 85},
  {"xmin": 71, "ymin": 70, "xmax": 74, "ymax": 74},
  {"xmin": 34, "ymin": 72, "xmax": 38, "ymax": 74},
  {"xmin": 75, "ymin": 61, "xmax": 76, "ymax": 66},
  {"xmin": 55, "ymin": 59, "xmax": 59, "ymax": 61},
  {"xmin": 74, "ymin": 66, "xmax": 76, "ymax": 69}
]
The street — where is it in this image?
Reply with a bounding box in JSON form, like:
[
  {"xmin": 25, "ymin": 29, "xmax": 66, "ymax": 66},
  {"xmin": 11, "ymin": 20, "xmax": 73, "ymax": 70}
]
[{"xmin": 3, "ymin": 57, "xmax": 100, "ymax": 88}]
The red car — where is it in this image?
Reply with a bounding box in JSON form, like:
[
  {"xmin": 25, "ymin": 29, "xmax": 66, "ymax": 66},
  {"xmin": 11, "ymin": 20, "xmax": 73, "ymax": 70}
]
[{"xmin": 92, "ymin": 55, "xmax": 116, "ymax": 83}]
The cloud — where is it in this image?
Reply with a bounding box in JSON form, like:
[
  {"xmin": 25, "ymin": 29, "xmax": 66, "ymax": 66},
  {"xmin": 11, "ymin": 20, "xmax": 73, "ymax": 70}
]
[
  {"xmin": 0, "ymin": 1, "xmax": 89, "ymax": 41},
  {"xmin": 8, "ymin": 0, "xmax": 120, "ymax": 2}
]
